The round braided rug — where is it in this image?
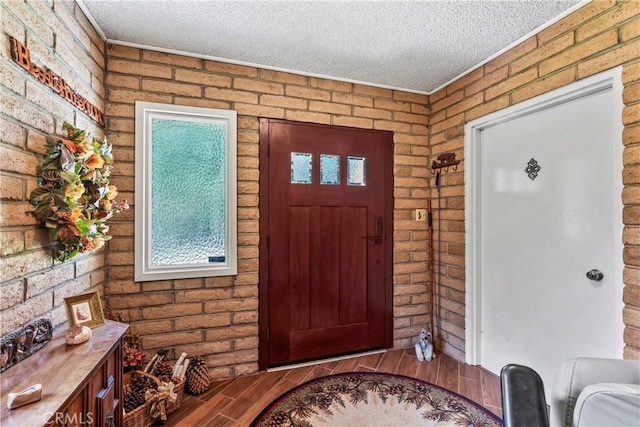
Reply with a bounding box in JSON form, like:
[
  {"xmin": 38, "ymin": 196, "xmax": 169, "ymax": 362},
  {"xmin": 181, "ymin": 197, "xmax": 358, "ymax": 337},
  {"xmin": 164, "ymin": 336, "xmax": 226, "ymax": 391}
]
[{"xmin": 252, "ymin": 372, "xmax": 502, "ymax": 426}]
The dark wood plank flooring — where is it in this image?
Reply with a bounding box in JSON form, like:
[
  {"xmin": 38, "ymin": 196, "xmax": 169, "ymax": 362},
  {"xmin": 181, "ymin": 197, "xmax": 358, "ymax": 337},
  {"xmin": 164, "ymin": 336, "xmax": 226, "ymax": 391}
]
[{"xmin": 162, "ymin": 348, "xmax": 503, "ymax": 426}]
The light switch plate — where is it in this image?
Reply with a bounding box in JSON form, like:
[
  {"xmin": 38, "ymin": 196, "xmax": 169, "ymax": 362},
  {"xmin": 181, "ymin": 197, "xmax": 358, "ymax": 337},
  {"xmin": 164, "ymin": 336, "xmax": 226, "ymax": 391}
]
[{"xmin": 415, "ymin": 208, "xmax": 427, "ymax": 221}]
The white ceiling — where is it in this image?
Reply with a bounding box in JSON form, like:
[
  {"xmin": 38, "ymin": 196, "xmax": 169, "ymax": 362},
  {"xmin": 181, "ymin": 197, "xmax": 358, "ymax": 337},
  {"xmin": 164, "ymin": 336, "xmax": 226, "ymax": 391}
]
[{"xmin": 79, "ymin": 0, "xmax": 585, "ymax": 94}]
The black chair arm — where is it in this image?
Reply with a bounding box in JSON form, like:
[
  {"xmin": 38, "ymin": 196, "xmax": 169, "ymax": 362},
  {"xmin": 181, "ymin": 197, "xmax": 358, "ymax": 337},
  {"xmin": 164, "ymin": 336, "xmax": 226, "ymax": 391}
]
[{"xmin": 501, "ymin": 364, "xmax": 549, "ymax": 427}]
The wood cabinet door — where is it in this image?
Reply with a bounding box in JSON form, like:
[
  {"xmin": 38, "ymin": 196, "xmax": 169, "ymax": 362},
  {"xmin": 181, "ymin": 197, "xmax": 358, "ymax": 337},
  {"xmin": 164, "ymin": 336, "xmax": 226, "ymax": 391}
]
[
  {"xmin": 96, "ymin": 375, "xmax": 116, "ymax": 427},
  {"xmin": 260, "ymin": 119, "xmax": 393, "ymax": 367}
]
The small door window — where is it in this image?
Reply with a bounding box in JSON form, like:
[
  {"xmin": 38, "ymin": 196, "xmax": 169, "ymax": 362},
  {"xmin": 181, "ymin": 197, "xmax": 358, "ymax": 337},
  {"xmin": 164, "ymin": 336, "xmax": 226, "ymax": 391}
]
[
  {"xmin": 320, "ymin": 154, "xmax": 340, "ymax": 185},
  {"xmin": 291, "ymin": 152, "xmax": 312, "ymax": 184},
  {"xmin": 347, "ymin": 156, "xmax": 366, "ymax": 186}
]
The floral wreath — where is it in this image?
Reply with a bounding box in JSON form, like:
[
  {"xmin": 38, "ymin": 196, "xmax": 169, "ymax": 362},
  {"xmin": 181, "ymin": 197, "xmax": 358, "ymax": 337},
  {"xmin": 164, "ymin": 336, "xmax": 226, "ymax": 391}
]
[{"xmin": 29, "ymin": 122, "xmax": 128, "ymax": 261}]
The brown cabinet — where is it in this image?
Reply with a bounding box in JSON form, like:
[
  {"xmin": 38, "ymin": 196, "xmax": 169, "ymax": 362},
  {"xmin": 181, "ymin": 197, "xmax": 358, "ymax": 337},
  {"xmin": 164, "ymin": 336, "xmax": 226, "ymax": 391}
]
[{"xmin": 1, "ymin": 320, "xmax": 128, "ymax": 426}]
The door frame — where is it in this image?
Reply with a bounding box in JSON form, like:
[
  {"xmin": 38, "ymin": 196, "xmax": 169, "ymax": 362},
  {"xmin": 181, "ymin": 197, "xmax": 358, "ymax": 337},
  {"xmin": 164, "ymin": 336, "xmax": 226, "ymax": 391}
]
[
  {"xmin": 464, "ymin": 67, "xmax": 625, "ymax": 365},
  {"xmin": 258, "ymin": 118, "xmax": 395, "ymax": 370}
]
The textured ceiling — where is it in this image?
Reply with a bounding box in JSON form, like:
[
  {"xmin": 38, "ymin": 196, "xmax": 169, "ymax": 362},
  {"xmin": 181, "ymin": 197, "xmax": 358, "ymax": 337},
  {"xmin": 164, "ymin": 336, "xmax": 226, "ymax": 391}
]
[{"xmin": 79, "ymin": 0, "xmax": 585, "ymax": 94}]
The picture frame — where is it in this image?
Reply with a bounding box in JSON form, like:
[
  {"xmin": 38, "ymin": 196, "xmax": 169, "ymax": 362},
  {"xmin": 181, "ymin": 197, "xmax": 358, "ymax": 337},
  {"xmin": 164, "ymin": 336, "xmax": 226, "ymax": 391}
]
[{"xmin": 64, "ymin": 291, "xmax": 105, "ymax": 328}]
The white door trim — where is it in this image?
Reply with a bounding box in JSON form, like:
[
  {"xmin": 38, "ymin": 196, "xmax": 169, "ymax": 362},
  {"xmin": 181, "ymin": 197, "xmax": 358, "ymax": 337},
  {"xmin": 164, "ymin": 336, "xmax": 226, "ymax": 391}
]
[{"xmin": 464, "ymin": 67, "xmax": 625, "ymax": 365}]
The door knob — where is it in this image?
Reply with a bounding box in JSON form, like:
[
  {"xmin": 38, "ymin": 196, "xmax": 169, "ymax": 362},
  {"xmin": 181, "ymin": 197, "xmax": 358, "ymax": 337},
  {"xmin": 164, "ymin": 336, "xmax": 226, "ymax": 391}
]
[{"xmin": 586, "ymin": 269, "xmax": 604, "ymax": 281}]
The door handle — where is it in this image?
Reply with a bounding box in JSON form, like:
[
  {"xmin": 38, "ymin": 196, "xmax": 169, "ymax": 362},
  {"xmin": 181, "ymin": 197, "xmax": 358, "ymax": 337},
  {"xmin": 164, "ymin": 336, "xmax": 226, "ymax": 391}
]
[
  {"xmin": 365, "ymin": 216, "xmax": 383, "ymax": 244},
  {"xmin": 586, "ymin": 269, "xmax": 604, "ymax": 281}
]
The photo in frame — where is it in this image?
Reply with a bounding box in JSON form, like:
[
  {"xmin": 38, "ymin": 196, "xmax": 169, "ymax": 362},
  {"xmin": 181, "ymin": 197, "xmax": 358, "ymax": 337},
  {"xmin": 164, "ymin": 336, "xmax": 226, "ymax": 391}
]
[{"xmin": 64, "ymin": 292, "xmax": 105, "ymax": 328}]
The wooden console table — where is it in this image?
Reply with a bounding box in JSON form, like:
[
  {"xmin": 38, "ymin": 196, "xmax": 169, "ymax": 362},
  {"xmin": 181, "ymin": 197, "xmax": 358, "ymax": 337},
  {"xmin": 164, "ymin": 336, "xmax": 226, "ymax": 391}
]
[{"xmin": 0, "ymin": 320, "xmax": 128, "ymax": 426}]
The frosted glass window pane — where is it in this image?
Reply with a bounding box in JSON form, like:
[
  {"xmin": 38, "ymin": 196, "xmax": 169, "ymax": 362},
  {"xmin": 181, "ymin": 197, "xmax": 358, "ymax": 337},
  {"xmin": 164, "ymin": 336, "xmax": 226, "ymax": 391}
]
[
  {"xmin": 291, "ymin": 152, "xmax": 312, "ymax": 184},
  {"xmin": 320, "ymin": 154, "xmax": 340, "ymax": 185},
  {"xmin": 347, "ymin": 156, "xmax": 366, "ymax": 186},
  {"xmin": 151, "ymin": 118, "xmax": 226, "ymax": 266}
]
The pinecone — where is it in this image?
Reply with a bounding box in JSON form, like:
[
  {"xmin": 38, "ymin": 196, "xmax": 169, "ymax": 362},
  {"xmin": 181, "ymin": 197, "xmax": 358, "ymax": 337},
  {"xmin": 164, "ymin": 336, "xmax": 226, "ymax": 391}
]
[
  {"xmin": 185, "ymin": 356, "xmax": 210, "ymax": 395},
  {"xmin": 153, "ymin": 360, "xmax": 174, "ymax": 383},
  {"xmin": 124, "ymin": 372, "xmax": 157, "ymax": 413},
  {"xmin": 123, "ymin": 389, "xmax": 146, "ymax": 413},
  {"xmin": 130, "ymin": 372, "xmax": 157, "ymax": 392}
]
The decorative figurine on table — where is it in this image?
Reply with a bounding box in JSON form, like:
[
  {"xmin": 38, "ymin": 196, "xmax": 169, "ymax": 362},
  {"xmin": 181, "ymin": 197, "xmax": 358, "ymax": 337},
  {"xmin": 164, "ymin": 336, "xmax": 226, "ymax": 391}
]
[
  {"xmin": 7, "ymin": 384, "xmax": 43, "ymax": 410},
  {"xmin": 0, "ymin": 319, "xmax": 53, "ymax": 373},
  {"xmin": 65, "ymin": 325, "xmax": 92, "ymax": 345}
]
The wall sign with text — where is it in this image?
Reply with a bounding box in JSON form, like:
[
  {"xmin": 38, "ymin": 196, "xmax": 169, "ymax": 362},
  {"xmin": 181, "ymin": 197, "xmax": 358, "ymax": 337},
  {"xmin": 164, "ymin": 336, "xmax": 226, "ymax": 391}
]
[{"xmin": 9, "ymin": 37, "xmax": 105, "ymax": 126}]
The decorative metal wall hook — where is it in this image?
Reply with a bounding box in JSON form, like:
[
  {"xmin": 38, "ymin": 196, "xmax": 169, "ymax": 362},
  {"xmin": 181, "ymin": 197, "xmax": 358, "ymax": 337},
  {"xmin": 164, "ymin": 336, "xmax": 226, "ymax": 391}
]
[{"xmin": 431, "ymin": 152, "xmax": 460, "ymax": 174}]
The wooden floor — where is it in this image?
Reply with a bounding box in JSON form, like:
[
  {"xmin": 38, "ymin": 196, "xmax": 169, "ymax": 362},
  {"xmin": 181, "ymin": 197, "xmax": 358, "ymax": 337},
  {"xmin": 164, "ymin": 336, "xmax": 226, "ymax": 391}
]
[{"xmin": 162, "ymin": 348, "xmax": 503, "ymax": 426}]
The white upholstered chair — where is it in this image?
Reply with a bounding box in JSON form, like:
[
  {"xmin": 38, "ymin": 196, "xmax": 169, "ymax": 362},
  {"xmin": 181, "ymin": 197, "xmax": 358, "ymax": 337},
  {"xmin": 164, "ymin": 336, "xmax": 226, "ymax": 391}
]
[{"xmin": 501, "ymin": 357, "xmax": 640, "ymax": 427}]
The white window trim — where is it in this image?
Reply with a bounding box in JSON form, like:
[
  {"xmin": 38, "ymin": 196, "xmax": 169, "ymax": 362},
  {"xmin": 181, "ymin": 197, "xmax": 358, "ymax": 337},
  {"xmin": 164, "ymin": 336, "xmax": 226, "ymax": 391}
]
[{"xmin": 134, "ymin": 101, "xmax": 237, "ymax": 281}]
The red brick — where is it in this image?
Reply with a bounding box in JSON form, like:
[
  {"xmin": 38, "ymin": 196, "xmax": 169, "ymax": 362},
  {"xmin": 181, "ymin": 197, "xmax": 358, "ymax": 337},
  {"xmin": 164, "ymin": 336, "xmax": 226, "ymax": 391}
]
[
  {"xmin": 537, "ymin": 1, "xmax": 615, "ymax": 45},
  {"xmin": 485, "ymin": 68, "xmax": 538, "ymax": 100},
  {"xmin": 333, "ymin": 92, "xmax": 373, "ymax": 107},
  {"xmin": 540, "ymin": 29, "xmax": 618, "ymax": 76},
  {"xmin": 511, "ymin": 32, "xmax": 574, "ymax": 75},
  {"xmin": 0, "ymin": 146, "xmax": 40, "ymax": 176},
  {"xmin": 143, "ymin": 331, "xmax": 202, "ymax": 350},
  {"xmin": 175, "ymin": 69, "xmax": 232, "ymax": 87},
  {"xmin": 234, "ymin": 78, "xmax": 283, "ymax": 94},
  {"xmin": 484, "ymin": 37, "xmax": 537, "ymax": 74},
  {"xmin": 234, "ymin": 103, "xmax": 284, "ymax": 118},
  {"xmin": 0, "ymin": 280, "xmax": 24, "ymax": 310},
  {"xmin": 354, "ymin": 84, "xmax": 392, "ymax": 98},
  {"xmin": 285, "ymin": 85, "xmax": 330, "ymax": 101},
  {"xmin": 206, "ymin": 61, "xmax": 258, "ymax": 78},
  {"xmin": 108, "ymin": 59, "xmax": 171, "ymax": 78},
  {"xmin": 260, "ymin": 94, "xmax": 307, "ymax": 109},
  {"xmin": 353, "ymin": 106, "xmax": 392, "ymax": 120},
  {"xmin": 309, "ymin": 77, "xmax": 352, "ymax": 92},
  {"xmin": 142, "ymin": 50, "xmax": 202, "ymax": 68},
  {"xmin": 175, "ymin": 288, "xmax": 232, "ymax": 303},
  {"xmin": 204, "ymin": 87, "xmax": 257, "ymax": 103},
  {"xmin": 260, "ymin": 69, "xmax": 306, "ymax": 85},
  {"xmin": 576, "ymin": 1, "xmax": 640, "ymax": 42},
  {"xmin": 621, "ymin": 17, "xmax": 640, "ymax": 42},
  {"xmin": 175, "ymin": 314, "xmax": 231, "ymax": 330},
  {"xmin": 578, "ymin": 39, "xmax": 640, "ymax": 79},
  {"xmin": 374, "ymin": 120, "xmax": 411, "ymax": 133},
  {"xmin": 143, "ymin": 303, "xmax": 202, "ymax": 319},
  {"xmin": 0, "ymin": 175, "xmax": 23, "ymax": 200},
  {"xmin": 109, "ymin": 293, "xmax": 172, "ymax": 309},
  {"xmin": 394, "ymin": 111, "xmax": 427, "ymax": 124},
  {"xmin": 393, "ymin": 91, "xmax": 427, "ymax": 104},
  {"xmin": 512, "ymin": 68, "xmax": 576, "ymax": 104},
  {"xmin": 332, "ymin": 115, "xmax": 373, "ymax": 129}
]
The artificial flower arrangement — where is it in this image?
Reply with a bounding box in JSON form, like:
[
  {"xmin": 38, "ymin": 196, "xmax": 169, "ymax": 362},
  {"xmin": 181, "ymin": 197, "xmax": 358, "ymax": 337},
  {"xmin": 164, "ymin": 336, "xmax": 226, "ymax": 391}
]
[{"xmin": 29, "ymin": 122, "xmax": 128, "ymax": 261}]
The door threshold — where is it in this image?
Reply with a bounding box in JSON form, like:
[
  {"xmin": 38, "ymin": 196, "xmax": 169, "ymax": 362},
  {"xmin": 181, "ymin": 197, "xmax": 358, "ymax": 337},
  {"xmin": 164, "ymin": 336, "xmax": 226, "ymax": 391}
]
[{"xmin": 267, "ymin": 349, "xmax": 387, "ymax": 372}]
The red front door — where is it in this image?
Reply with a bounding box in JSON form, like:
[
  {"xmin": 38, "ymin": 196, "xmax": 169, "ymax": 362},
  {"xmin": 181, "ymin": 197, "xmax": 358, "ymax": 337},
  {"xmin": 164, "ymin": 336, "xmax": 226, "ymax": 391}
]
[{"xmin": 259, "ymin": 119, "xmax": 393, "ymax": 367}]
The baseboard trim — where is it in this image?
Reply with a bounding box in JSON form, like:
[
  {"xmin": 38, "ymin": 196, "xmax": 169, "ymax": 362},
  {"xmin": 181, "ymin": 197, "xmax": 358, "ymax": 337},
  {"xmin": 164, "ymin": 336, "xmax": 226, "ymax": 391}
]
[{"xmin": 267, "ymin": 349, "xmax": 387, "ymax": 372}]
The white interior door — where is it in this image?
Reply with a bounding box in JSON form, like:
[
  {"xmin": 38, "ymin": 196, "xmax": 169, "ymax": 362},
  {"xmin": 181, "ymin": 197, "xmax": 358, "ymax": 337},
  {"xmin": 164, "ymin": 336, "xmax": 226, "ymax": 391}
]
[{"xmin": 465, "ymin": 68, "xmax": 624, "ymax": 399}]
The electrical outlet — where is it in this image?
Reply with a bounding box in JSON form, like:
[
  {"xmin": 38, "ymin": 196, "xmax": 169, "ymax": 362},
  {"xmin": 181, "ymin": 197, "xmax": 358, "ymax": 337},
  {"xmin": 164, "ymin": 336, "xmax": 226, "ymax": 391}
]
[{"xmin": 415, "ymin": 208, "xmax": 427, "ymax": 221}]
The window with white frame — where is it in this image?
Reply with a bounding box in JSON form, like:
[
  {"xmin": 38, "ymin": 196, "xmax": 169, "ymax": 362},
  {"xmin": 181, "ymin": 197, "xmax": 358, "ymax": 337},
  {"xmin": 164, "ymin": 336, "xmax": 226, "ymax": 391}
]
[{"xmin": 134, "ymin": 101, "xmax": 237, "ymax": 281}]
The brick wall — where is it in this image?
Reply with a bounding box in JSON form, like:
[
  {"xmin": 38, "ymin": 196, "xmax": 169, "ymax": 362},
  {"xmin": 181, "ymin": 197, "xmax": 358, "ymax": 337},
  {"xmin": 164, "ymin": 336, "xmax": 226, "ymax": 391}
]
[
  {"xmin": 0, "ymin": 0, "xmax": 106, "ymax": 335},
  {"xmin": 428, "ymin": 0, "xmax": 640, "ymax": 359},
  {"xmin": 103, "ymin": 45, "xmax": 429, "ymax": 378},
  {"xmin": 2, "ymin": 0, "xmax": 637, "ymax": 380}
]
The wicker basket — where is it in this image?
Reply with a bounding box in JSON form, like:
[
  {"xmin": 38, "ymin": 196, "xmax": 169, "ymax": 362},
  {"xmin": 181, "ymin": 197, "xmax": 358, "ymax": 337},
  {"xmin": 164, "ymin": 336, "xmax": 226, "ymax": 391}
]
[
  {"xmin": 122, "ymin": 370, "xmax": 184, "ymax": 427},
  {"xmin": 167, "ymin": 379, "xmax": 184, "ymax": 414},
  {"xmin": 122, "ymin": 371, "xmax": 158, "ymax": 427},
  {"xmin": 122, "ymin": 399, "xmax": 153, "ymax": 427}
]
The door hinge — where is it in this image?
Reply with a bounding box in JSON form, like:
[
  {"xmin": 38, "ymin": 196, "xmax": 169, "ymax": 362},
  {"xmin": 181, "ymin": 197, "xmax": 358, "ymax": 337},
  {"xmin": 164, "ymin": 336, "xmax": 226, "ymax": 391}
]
[
  {"xmin": 267, "ymin": 236, "xmax": 270, "ymax": 250},
  {"xmin": 267, "ymin": 143, "xmax": 270, "ymax": 158},
  {"xmin": 266, "ymin": 328, "xmax": 270, "ymax": 341}
]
